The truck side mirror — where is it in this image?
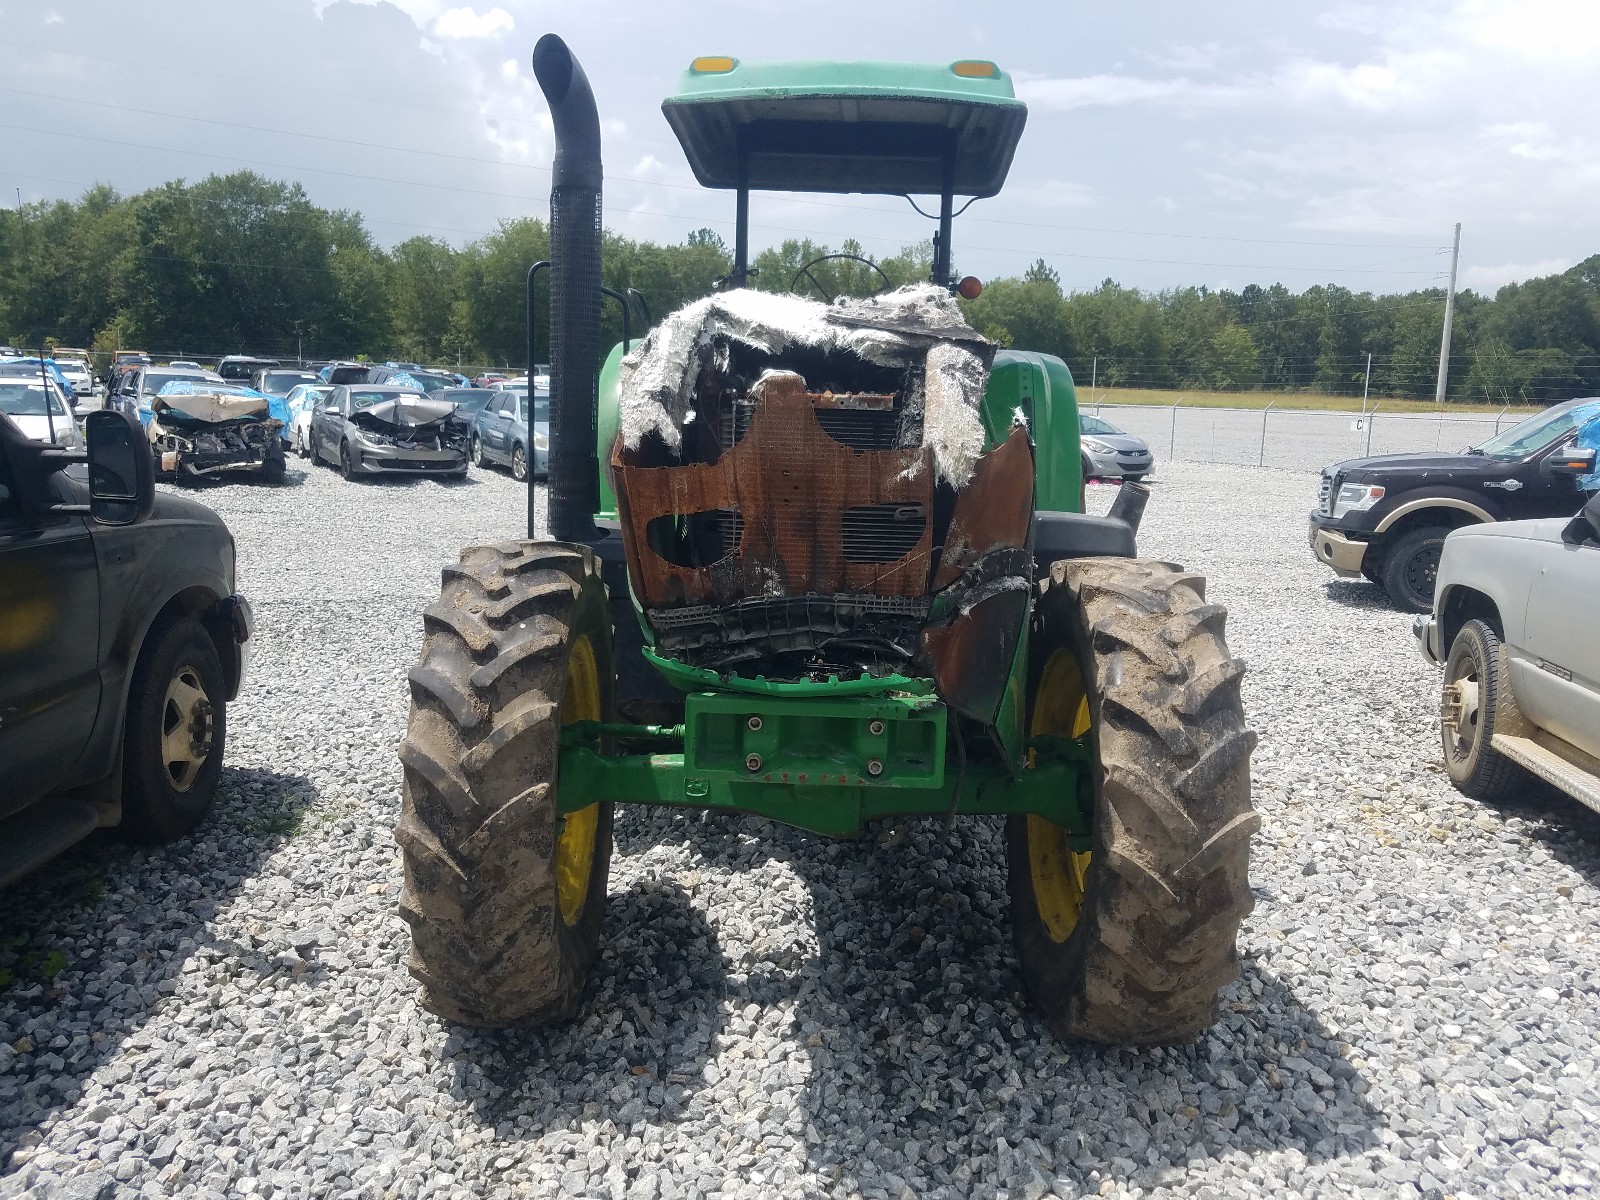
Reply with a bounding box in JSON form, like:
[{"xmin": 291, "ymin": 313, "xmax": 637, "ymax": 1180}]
[
  {"xmin": 1541, "ymin": 447, "xmax": 1596, "ymax": 478},
  {"xmin": 85, "ymin": 408, "xmax": 155, "ymax": 526},
  {"xmin": 1563, "ymin": 492, "xmax": 1600, "ymax": 547}
]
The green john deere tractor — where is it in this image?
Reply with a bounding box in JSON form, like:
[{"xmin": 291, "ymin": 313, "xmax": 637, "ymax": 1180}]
[{"xmin": 395, "ymin": 37, "xmax": 1259, "ymax": 1044}]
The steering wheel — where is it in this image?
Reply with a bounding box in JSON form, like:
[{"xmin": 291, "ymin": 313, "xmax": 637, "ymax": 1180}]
[{"xmin": 788, "ymin": 254, "xmax": 894, "ymax": 303}]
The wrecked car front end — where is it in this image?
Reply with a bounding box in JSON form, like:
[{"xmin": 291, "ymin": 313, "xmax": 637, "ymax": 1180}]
[
  {"xmin": 148, "ymin": 384, "xmax": 286, "ymax": 483},
  {"xmin": 346, "ymin": 394, "xmax": 469, "ymax": 477}
]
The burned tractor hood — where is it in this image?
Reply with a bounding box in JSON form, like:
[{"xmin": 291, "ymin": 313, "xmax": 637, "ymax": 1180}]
[
  {"xmin": 611, "ymin": 282, "xmax": 1036, "ymax": 725},
  {"xmin": 619, "ymin": 284, "xmax": 992, "ymax": 488}
]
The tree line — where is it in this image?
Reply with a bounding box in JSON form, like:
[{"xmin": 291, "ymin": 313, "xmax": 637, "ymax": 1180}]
[{"xmin": 2, "ymin": 170, "xmax": 1597, "ymax": 403}]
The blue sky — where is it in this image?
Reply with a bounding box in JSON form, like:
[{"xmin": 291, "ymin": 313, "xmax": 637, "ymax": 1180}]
[{"xmin": 4, "ymin": 0, "xmax": 1598, "ymax": 297}]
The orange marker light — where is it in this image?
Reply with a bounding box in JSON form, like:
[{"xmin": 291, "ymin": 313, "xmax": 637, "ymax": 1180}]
[
  {"xmin": 691, "ymin": 56, "xmax": 737, "ymax": 74},
  {"xmin": 956, "ymin": 276, "xmax": 984, "ymax": 299},
  {"xmin": 952, "ymin": 60, "xmax": 999, "ymax": 78}
]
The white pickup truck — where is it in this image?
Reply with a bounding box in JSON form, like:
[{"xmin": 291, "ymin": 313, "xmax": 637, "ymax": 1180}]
[{"xmin": 1416, "ymin": 472, "xmax": 1600, "ymax": 812}]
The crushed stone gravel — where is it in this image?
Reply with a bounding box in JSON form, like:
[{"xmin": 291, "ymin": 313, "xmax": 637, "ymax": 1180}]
[{"xmin": 3, "ymin": 458, "xmax": 1599, "ymax": 1199}]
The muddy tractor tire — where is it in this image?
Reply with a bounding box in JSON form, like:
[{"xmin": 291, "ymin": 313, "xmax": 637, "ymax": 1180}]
[
  {"xmin": 1006, "ymin": 558, "xmax": 1258, "ymax": 1044},
  {"xmin": 396, "ymin": 542, "xmax": 615, "ymax": 1028}
]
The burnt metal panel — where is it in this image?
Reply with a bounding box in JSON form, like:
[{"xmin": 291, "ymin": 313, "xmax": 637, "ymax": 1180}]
[
  {"xmin": 612, "ymin": 372, "xmax": 934, "ymax": 608},
  {"xmin": 932, "ymin": 425, "xmax": 1034, "ymax": 590}
]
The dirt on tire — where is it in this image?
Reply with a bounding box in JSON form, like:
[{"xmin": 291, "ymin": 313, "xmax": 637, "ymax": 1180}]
[
  {"xmin": 395, "ymin": 540, "xmax": 614, "ymax": 1028},
  {"xmin": 1007, "ymin": 557, "xmax": 1259, "ymax": 1044}
]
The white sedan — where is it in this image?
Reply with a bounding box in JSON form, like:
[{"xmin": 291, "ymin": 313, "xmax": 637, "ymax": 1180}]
[{"xmin": 284, "ymin": 383, "xmax": 334, "ymax": 457}]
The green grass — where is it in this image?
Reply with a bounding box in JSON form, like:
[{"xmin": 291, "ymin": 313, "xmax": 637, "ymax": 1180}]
[{"xmin": 1077, "ymin": 385, "xmax": 1542, "ymax": 416}]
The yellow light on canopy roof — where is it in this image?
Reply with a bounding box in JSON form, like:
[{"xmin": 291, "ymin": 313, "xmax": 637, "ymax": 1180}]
[
  {"xmin": 951, "ymin": 60, "xmax": 999, "ymax": 78},
  {"xmin": 691, "ymin": 56, "xmax": 738, "ymax": 74}
]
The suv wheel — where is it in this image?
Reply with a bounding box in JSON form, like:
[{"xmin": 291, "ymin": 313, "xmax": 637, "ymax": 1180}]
[
  {"xmin": 1442, "ymin": 619, "xmax": 1526, "ymax": 801},
  {"xmin": 120, "ymin": 616, "xmax": 227, "ymax": 842},
  {"xmin": 1379, "ymin": 526, "xmax": 1447, "ymax": 612}
]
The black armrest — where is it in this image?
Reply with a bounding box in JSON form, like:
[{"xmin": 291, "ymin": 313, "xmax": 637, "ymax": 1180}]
[{"xmin": 1034, "ymin": 510, "xmax": 1137, "ymax": 576}]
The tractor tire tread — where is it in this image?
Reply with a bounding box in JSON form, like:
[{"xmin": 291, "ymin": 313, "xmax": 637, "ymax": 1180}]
[
  {"xmin": 1009, "ymin": 557, "xmax": 1258, "ymax": 1044},
  {"xmin": 395, "ymin": 540, "xmax": 611, "ymax": 1028}
]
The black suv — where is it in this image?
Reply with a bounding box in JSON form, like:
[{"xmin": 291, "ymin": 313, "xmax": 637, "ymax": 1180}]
[
  {"xmin": 1309, "ymin": 397, "xmax": 1600, "ymax": 610},
  {"xmin": 0, "ymin": 409, "xmax": 252, "ymax": 886}
]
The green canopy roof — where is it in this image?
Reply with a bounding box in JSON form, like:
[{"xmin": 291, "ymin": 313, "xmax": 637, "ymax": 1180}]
[{"xmin": 662, "ymin": 58, "xmax": 1028, "ymax": 198}]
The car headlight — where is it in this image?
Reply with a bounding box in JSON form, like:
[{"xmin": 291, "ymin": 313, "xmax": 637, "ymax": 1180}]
[
  {"xmin": 1332, "ymin": 482, "xmax": 1385, "ymax": 518},
  {"xmin": 1082, "ymin": 437, "xmax": 1114, "ymax": 453}
]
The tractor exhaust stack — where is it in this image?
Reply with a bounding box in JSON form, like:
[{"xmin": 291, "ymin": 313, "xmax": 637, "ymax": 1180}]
[{"xmin": 532, "ymin": 34, "xmax": 602, "ymax": 543}]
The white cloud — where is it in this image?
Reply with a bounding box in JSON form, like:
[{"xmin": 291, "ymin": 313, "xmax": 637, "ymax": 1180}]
[
  {"xmin": 1462, "ymin": 258, "xmax": 1573, "ymax": 292},
  {"xmin": 43, "ymin": 11, "xmax": 64, "ymax": 23},
  {"xmin": 430, "ymin": 5, "xmax": 513, "ymax": 39},
  {"xmin": 1016, "ymin": 73, "xmax": 1247, "ymax": 111}
]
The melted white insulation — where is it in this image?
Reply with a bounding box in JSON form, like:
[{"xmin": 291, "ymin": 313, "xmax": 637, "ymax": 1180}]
[{"xmin": 618, "ymin": 285, "xmax": 993, "ymax": 487}]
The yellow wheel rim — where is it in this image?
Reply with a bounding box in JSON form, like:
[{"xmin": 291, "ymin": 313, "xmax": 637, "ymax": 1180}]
[
  {"xmin": 556, "ymin": 634, "xmax": 602, "ymax": 927},
  {"xmin": 1027, "ymin": 647, "xmax": 1094, "ymax": 943}
]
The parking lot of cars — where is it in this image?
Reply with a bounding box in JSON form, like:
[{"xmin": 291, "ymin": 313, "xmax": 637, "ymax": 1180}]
[{"xmin": 3, "ymin": 456, "xmax": 1598, "ymax": 1198}]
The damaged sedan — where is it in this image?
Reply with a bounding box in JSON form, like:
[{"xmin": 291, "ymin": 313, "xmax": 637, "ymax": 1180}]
[
  {"xmin": 309, "ymin": 386, "xmax": 469, "ymax": 481},
  {"xmin": 145, "ymin": 380, "xmax": 288, "ymax": 485}
]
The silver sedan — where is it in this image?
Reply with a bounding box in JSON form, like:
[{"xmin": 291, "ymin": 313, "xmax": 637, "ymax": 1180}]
[{"xmin": 1079, "ymin": 412, "xmax": 1154, "ymax": 481}]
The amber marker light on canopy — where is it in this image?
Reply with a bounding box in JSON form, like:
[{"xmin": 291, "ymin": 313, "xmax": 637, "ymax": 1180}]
[
  {"xmin": 951, "ymin": 60, "xmax": 999, "ymax": 78},
  {"xmin": 691, "ymin": 56, "xmax": 738, "ymax": 74},
  {"xmin": 957, "ymin": 276, "xmax": 984, "ymax": 299}
]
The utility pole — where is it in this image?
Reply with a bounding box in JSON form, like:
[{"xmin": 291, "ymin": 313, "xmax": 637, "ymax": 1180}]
[
  {"xmin": 1434, "ymin": 222, "xmax": 1461, "ymax": 405},
  {"xmin": 1362, "ymin": 351, "xmax": 1372, "ymax": 414}
]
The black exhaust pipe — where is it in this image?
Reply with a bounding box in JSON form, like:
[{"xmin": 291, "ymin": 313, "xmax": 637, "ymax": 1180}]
[{"xmin": 533, "ymin": 33, "xmax": 602, "ymax": 543}]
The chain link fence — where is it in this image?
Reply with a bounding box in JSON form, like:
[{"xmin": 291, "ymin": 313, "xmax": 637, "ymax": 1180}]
[{"xmin": 1083, "ymin": 400, "xmax": 1528, "ymax": 475}]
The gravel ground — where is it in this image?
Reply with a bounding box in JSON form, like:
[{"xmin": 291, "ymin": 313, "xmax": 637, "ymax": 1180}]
[{"xmin": 4, "ymin": 457, "xmax": 1600, "ymax": 1199}]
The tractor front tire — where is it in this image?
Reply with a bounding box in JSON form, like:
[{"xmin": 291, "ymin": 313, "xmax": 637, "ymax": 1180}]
[
  {"xmin": 395, "ymin": 541, "xmax": 614, "ymax": 1027},
  {"xmin": 1007, "ymin": 558, "xmax": 1259, "ymax": 1044}
]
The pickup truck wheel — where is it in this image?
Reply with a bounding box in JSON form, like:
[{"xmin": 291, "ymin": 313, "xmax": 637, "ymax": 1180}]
[
  {"xmin": 1379, "ymin": 526, "xmax": 1446, "ymax": 612},
  {"xmin": 1442, "ymin": 619, "xmax": 1527, "ymax": 802},
  {"xmin": 119, "ymin": 615, "xmax": 227, "ymax": 843},
  {"xmin": 396, "ymin": 542, "xmax": 614, "ymax": 1027},
  {"xmin": 1006, "ymin": 559, "xmax": 1259, "ymax": 1044}
]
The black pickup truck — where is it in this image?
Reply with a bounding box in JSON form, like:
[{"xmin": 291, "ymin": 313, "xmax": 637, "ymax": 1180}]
[
  {"xmin": 0, "ymin": 408, "xmax": 252, "ymax": 886},
  {"xmin": 1309, "ymin": 398, "xmax": 1600, "ymax": 611}
]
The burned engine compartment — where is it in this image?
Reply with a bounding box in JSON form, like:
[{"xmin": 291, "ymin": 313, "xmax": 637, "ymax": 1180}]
[{"xmin": 611, "ymin": 287, "xmax": 1035, "ymax": 713}]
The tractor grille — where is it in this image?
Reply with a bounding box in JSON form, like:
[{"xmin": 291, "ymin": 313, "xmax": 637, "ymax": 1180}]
[
  {"xmin": 841, "ymin": 504, "xmax": 927, "ymax": 564},
  {"xmin": 716, "ymin": 396, "xmax": 899, "ymax": 453}
]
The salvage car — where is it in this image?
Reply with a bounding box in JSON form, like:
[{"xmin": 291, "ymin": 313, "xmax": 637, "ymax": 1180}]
[
  {"xmin": 51, "ymin": 351, "xmax": 102, "ymax": 407},
  {"xmin": 145, "ymin": 381, "xmax": 288, "ymax": 485},
  {"xmin": 1417, "ymin": 464, "xmax": 1600, "ymax": 814},
  {"xmin": 0, "ymin": 407, "xmax": 252, "ymax": 886},
  {"xmin": 1078, "ymin": 412, "xmax": 1154, "ymax": 481},
  {"xmin": 470, "ymin": 382, "xmax": 547, "ymax": 481},
  {"xmin": 364, "ymin": 366, "xmax": 458, "ymax": 394},
  {"xmin": 216, "ymin": 355, "xmax": 280, "ymax": 383},
  {"xmin": 1310, "ymin": 398, "xmax": 1600, "ymax": 610},
  {"xmin": 253, "ymin": 368, "xmax": 322, "ymax": 399},
  {"xmin": 0, "ymin": 376, "xmax": 82, "ymax": 449},
  {"xmin": 284, "ymin": 382, "xmax": 334, "ymax": 457},
  {"xmin": 309, "ymin": 385, "xmax": 468, "ymax": 480}
]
